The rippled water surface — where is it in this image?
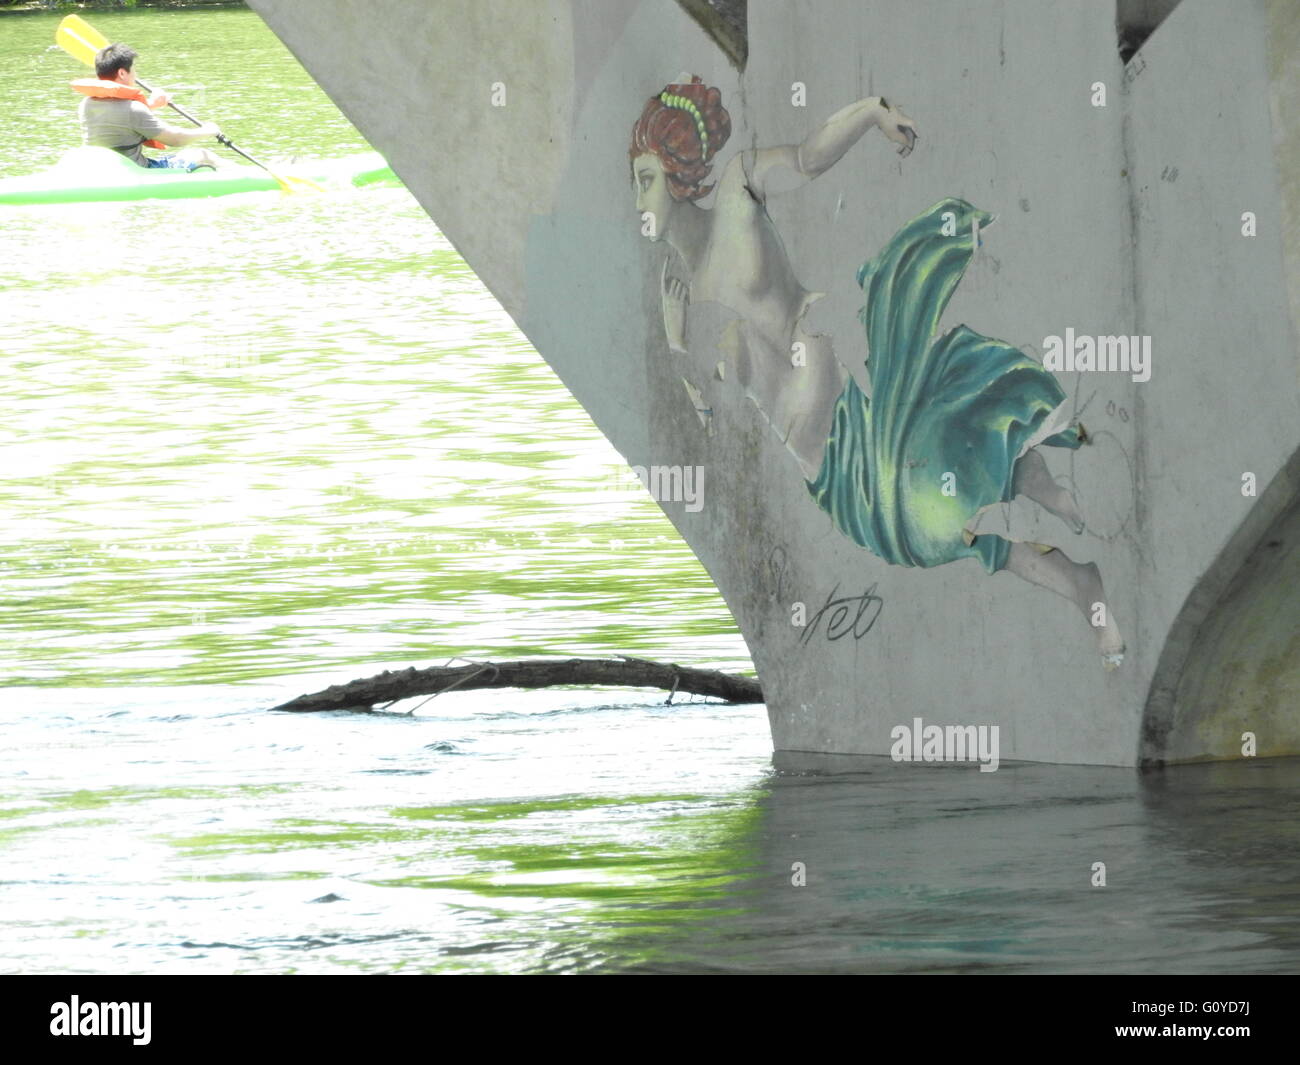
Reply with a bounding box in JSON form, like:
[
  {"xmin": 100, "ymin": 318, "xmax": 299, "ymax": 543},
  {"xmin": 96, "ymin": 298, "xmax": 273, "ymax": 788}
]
[
  {"xmin": 1, "ymin": 6, "xmax": 1298, "ymax": 976},
  {"xmin": 0, "ymin": 7, "xmax": 744, "ymax": 684}
]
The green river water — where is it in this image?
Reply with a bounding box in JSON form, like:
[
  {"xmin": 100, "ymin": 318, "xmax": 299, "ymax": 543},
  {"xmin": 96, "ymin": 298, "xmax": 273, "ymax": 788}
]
[{"xmin": 0, "ymin": 5, "xmax": 746, "ymax": 686}]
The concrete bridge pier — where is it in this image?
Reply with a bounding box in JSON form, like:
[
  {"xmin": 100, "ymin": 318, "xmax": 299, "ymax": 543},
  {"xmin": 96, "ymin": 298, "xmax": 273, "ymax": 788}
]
[{"xmin": 247, "ymin": 0, "xmax": 1300, "ymax": 766}]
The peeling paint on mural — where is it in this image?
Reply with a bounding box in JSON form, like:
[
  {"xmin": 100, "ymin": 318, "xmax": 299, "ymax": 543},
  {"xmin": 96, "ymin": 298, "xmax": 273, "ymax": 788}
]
[{"xmin": 630, "ymin": 75, "xmax": 1124, "ymax": 669}]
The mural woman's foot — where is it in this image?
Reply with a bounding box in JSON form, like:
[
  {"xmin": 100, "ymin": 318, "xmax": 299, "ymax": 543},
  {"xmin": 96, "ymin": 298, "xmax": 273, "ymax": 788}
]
[
  {"xmin": 1013, "ymin": 447, "xmax": 1085, "ymax": 534},
  {"xmin": 1081, "ymin": 560, "xmax": 1125, "ymax": 667},
  {"xmin": 1041, "ymin": 482, "xmax": 1086, "ymax": 535},
  {"xmin": 1059, "ymin": 495, "xmax": 1086, "ymax": 535},
  {"xmin": 1003, "ymin": 541, "xmax": 1122, "ymax": 668}
]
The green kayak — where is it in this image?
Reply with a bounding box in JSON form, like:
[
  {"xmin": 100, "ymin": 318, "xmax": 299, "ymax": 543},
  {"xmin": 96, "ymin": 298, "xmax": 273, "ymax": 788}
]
[{"xmin": 0, "ymin": 146, "xmax": 397, "ymax": 205}]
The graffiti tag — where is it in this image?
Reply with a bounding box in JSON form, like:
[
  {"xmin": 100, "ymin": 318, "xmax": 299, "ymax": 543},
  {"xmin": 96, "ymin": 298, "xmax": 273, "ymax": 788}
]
[{"xmin": 799, "ymin": 582, "xmax": 885, "ymax": 644}]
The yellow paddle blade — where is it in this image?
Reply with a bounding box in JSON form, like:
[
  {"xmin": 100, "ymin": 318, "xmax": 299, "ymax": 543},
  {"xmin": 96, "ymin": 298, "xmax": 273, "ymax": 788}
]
[
  {"xmin": 274, "ymin": 172, "xmax": 324, "ymax": 194},
  {"xmin": 55, "ymin": 22, "xmax": 102, "ymax": 68},
  {"xmin": 60, "ymin": 14, "xmax": 109, "ymax": 53}
]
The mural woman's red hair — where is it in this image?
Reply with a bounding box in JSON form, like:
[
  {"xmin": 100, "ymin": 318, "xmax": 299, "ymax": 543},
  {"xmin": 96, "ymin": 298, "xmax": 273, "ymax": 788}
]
[{"xmin": 629, "ymin": 74, "xmax": 732, "ymax": 201}]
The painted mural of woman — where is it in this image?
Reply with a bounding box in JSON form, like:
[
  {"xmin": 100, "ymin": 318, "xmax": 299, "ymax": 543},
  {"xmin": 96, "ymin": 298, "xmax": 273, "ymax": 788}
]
[{"xmin": 629, "ymin": 76, "xmax": 1124, "ymax": 668}]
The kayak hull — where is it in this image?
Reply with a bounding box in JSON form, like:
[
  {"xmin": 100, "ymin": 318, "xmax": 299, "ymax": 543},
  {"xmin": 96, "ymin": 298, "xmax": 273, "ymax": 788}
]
[{"xmin": 0, "ymin": 147, "xmax": 397, "ymax": 205}]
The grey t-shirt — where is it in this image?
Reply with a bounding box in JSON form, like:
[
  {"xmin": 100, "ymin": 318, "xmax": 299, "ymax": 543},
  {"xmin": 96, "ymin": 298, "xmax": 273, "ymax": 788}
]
[{"xmin": 78, "ymin": 96, "xmax": 168, "ymax": 166}]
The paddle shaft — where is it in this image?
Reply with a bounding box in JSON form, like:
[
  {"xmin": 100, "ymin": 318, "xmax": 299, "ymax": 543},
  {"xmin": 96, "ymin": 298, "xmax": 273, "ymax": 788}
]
[{"xmin": 132, "ymin": 73, "xmax": 270, "ymax": 172}]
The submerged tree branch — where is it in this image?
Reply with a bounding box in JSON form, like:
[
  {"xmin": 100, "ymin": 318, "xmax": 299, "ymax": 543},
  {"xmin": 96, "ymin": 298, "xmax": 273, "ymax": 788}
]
[{"xmin": 269, "ymin": 657, "xmax": 763, "ymax": 713}]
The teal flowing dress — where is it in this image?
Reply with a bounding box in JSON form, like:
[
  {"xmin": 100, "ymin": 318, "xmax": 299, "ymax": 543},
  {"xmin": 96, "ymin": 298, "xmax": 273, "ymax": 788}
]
[{"xmin": 806, "ymin": 197, "xmax": 1081, "ymax": 574}]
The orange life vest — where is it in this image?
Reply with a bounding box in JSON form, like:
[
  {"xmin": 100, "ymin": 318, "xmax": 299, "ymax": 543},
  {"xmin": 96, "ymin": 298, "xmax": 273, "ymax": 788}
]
[{"xmin": 71, "ymin": 79, "xmax": 168, "ymax": 150}]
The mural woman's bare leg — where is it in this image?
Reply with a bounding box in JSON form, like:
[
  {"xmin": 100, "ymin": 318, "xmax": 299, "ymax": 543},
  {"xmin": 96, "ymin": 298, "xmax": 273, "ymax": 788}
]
[
  {"xmin": 1002, "ymin": 540, "xmax": 1125, "ymax": 667},
  {"xmin": 1012, "ymin": 447, "xmax": 1084, "ymax": 533},
  {"xmin": 782, "ymin": 327, "xmax": 846, "ymax": 479}
]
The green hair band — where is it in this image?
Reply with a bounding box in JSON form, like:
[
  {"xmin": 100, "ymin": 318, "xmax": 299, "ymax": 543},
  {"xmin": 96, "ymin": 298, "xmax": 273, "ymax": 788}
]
[{"xmin": 659, "ymin": 89, "xmax": 710, "ymax": 161}]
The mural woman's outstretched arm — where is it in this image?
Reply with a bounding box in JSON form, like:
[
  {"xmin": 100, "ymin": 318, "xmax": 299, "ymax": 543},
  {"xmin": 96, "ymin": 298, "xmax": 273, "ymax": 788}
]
[{"xmin": 735, "ymin": 96, "xmax": 917, "ymax": 201}]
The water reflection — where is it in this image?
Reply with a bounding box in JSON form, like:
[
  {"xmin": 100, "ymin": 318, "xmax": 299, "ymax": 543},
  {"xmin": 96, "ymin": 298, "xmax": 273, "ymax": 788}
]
[{"xmin": 640, "ymin": 753, "xmax": 1300, "ymax": 974}]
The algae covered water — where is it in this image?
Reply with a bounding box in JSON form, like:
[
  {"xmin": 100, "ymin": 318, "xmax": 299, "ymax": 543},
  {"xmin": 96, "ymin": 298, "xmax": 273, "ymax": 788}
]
[{"xmin": 2, "ymin": 6, "xmax": 1299, "ymax": 976}]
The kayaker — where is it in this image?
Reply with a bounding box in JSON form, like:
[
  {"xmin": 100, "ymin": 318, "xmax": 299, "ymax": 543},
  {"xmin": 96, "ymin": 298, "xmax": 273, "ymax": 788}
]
[{"xmin": 75, "ymin": 43, "xmax": 221, "ymax": 171}]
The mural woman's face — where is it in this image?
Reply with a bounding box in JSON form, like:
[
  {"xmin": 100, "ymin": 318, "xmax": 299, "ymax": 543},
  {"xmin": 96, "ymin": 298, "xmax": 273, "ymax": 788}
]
[{"xmin": 633, "ymin": 152, "xmax": 674, "ymax": 242}]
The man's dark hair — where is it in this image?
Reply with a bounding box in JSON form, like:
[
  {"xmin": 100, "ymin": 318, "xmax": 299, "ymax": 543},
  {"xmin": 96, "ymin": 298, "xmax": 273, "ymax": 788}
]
[{"xmin": 95, "ymin": 43, "xmax": 137, "ymax": 81}]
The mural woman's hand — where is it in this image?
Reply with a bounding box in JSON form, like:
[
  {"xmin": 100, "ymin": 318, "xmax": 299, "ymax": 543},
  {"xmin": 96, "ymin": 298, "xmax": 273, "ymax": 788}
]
[
  {"xmin": 879, "ymin": 103, "xmax": 918, "ymax": 157},
  {"xmin": 661, "ymin": 259, "xmax": 690, "ymax": 354}
]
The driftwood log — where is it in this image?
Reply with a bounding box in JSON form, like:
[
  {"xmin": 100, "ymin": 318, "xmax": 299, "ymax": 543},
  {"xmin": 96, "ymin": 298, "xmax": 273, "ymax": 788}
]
[{"xmin": 269, "ymin": 657, "xmax": 764, "ymax": 713}]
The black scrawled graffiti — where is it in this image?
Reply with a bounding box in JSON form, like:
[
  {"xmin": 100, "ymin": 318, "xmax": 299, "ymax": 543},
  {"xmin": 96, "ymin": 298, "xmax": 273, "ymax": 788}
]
[{"xmin": 799, "ymin": 582, "xmax": 884, "ymax": 644}]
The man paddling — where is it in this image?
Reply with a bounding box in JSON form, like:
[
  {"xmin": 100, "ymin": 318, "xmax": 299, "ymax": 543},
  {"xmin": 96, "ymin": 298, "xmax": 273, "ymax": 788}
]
[{"xmin": 75, "ymin": 43, "xmax": 221, "ymax": 171}]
